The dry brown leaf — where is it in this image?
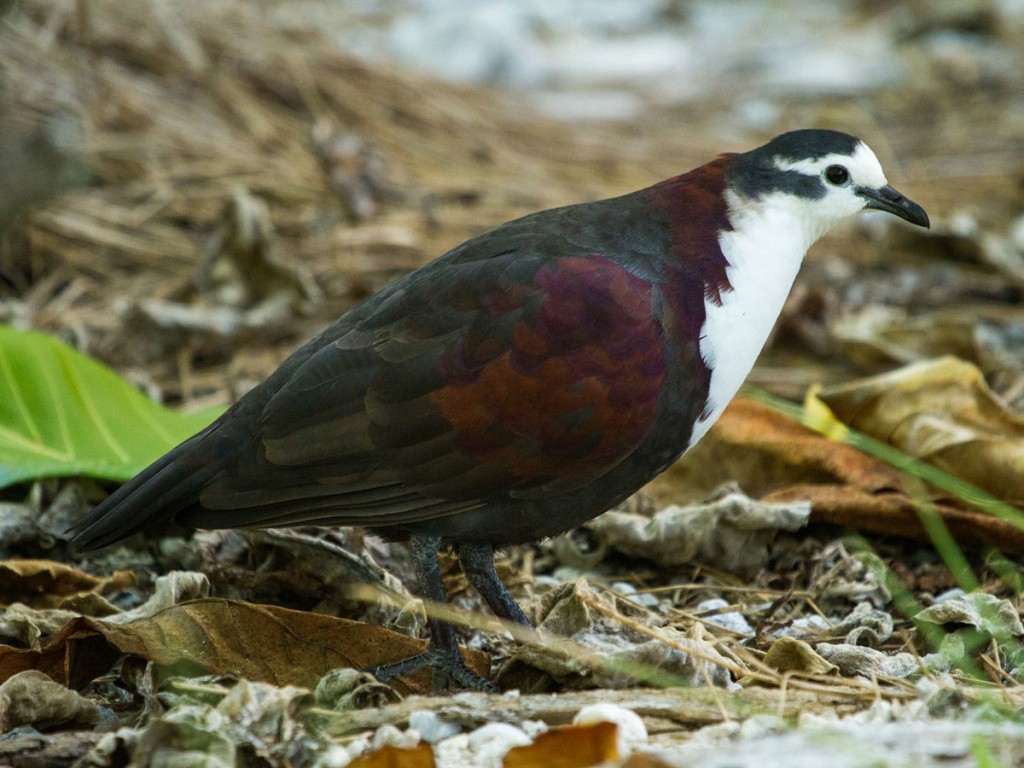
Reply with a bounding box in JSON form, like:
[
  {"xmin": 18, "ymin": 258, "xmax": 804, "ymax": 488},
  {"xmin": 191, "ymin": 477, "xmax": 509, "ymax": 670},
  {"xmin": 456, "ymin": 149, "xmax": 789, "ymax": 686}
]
[
  {"xmin": 0, "ymin": 560, "xmax": 135, "ymax": 609},
  {"xmin": 504, "ymin": 722, "xmax": 618, "ymax": 768},
  {"xmin": 647, "ymin": 396, "xmax": 1024, "ymax": 554},
  {"xmin": 0, "ymin": 598, "xmax": 488, "ymax": 695},
  {"xmin": 0, "ymin": 616, "xmax": 121, "ymax": 689},
  {"xmin": 645, "ymin": 397, "xmax": 908, "ymax": 506},
  {"xmin": 349, "ymin": 744, "xmax": 436, "ymax": 768},
  {"xmin": 765, "ymin": 485, "xmax": 1024, "ymax": 553},
  {"xmin": 818, "ymin": 356, "xmax": 1024, "ymax": 506}
]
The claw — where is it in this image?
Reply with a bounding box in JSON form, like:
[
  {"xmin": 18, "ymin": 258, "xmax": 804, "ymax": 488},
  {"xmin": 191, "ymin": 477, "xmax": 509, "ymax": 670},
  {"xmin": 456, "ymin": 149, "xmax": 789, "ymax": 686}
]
[{"xmin": 364, "ymin": 647, "xmax": 496, "ymax": 693}]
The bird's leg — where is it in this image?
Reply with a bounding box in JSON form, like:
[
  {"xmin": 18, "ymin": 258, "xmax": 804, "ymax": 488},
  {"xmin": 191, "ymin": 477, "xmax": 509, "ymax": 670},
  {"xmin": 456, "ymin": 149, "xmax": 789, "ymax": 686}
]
[
  {"xmin": 364, "ymin": 535, "xmax": 495, "ymax": 692},
  {"xmin": 458, "ymin": 542, "xmax": 531, "ymax": 627}
]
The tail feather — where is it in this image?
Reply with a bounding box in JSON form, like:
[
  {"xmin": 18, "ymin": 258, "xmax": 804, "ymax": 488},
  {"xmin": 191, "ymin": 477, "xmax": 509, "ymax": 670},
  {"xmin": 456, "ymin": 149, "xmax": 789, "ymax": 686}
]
[{"xmin": 68, "ymin": 426, "xmax": 230, "ymax": 550}]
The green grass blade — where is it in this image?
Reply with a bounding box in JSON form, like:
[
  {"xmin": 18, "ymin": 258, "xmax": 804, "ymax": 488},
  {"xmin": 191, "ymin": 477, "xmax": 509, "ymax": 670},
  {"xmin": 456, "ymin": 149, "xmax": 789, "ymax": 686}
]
[{"xmin": 745, "ymin": 387, "xmax": 1024, "ymax": 532}]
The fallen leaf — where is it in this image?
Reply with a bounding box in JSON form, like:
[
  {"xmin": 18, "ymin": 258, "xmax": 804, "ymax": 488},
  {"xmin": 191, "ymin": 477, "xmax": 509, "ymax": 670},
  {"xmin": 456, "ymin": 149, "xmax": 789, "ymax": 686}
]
[
  {"xmin": 0, "ymin": 669, "xmax": 102, "ymax": 731},
  {"xmin": 0, "ymin": 560, "xmax": 135, "ymax": 609},
  {"xmin": 764, "ymin": 484, "xmax": 1024, "ymax": 554},
  {"xmin": 101, "ymin": 571, "xmax": 209, "ymax": 624},
  {"xmin": 816, "ymin": 642, "xmax": 948, "ymax": 680},
  {"xmin": 350, "ymin": 744, "xmax": 436, "ymax": 768},
  {"xmin": 498, "ymin": 580, "xmax": 736, "ymax": 692},
  {"xmin": 504, "ymin": 722, "xmax": 618, "ymax": 768},
  {"xmin": 590, "ymin": 488, "xmax": 809, "ymax": 578},
  {"xmin": 818, "ymin": 357, "xmax": 1024, "ymax": 506},
  {"xmin": 915, "ymin": 593, "xmax": 1024, "ymax": 637},
  {"xmin": 647, "ymin": 396, "xmax": 1024, "ymax": 554},
  {"xmin": 0, "ymin": 603, "xmax": 80, "ymax": 649},
  {"xmin": 645, "ymin": 397, "xmax": 908, "ymax": 505},
  {"xmin": 763, "ymin": 637, "xmax": 837, "ymax": 675},
  {"xmin": 0, "ymin": 598, "xmax": 488, "ymax": 695},
  {"xmin": 832, "ymin": 305, "xmax": 1024, "ymax": 378},
  {"xmin": 0, "ymin": 618, "xmax": 120, "ymax": 690}
]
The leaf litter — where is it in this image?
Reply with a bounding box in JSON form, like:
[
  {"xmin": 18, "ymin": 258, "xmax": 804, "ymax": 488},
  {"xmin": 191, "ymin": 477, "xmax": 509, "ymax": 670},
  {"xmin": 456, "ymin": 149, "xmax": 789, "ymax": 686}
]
[{"xmin": 0, "ymin": 0, "xmax": 1023, "ymax": 765}]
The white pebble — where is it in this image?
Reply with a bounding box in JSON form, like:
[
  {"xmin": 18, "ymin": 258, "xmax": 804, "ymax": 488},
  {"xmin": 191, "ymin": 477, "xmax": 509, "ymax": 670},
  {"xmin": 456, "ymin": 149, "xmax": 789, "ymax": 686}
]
[
  {"xmin": 696, "ymin": 598, "xmax": 753, "ymax": 635},
  {"xmin": 521, "ymin": 719, "xmax": 548, "ymax": 738},
  {"xmin": 371, "ymin": 724, "xmax": 419, "ymax": 750},
  {"xmin": 468, "ymin": 722, "xmax": 532, "ymax": 751},
  {"xmin": 343, "ymin": 736, "xmax": 370, "ymax": 759},
  {"xmin": 468, "ymin": 722, "xmax": 533, "ymax": 766},
  {"xmin": 573, "ymin": 703, "xmax": 647, "ymax": 754},
  {"xmin": 408, "ymin": 711, "xmax": 461, "ymax": 744},
  {"xmin": 433, "ymin": 734, "xmax": 470, "ymax": 766},
  {"xmin": 312, "ymin": 744, "xmax": 352, "ymax": 768}
]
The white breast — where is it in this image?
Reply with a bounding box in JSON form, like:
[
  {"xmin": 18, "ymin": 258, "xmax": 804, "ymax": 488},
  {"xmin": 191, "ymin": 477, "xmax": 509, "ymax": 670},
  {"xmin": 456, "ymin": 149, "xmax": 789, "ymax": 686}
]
[{"xmin": 686, "ymin": 194, "xmax": 816, "ymax": 449}]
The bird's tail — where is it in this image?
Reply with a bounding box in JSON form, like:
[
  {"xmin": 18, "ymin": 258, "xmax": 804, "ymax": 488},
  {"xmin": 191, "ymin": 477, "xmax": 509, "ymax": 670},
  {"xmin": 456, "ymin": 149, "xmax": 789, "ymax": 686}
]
[{"xmin": 67, "ymin": 424, "xmax": 228, "ymax": 550}]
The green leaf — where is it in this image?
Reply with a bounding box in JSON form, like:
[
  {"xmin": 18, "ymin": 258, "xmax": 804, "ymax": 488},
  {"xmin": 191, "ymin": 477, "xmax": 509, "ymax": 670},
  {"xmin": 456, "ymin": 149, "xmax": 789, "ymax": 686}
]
[{"xmin": 0, "ymin": 325, "xmax": 221, "ymax": 489}]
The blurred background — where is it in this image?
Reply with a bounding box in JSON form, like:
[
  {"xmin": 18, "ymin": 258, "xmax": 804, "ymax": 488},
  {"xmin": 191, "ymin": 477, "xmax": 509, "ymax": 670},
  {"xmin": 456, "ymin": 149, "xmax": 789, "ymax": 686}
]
[{"xmin": 1, "ymin": 0, "xmax": 1022, "ymax": 410}]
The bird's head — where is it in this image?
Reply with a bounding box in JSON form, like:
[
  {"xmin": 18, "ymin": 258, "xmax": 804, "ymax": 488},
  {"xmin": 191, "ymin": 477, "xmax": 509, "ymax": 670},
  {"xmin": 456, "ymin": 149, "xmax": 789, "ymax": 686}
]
[{"xmin": 726, "ymin": 129, "xmax": 929, "ymax": 242}]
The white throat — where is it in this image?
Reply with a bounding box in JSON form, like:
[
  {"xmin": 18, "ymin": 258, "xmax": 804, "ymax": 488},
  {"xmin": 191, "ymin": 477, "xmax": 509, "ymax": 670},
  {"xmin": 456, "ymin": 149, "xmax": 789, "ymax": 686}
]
[{"xmin": 687, "ymin": 190, "xmax": 820, "ymax": 448}]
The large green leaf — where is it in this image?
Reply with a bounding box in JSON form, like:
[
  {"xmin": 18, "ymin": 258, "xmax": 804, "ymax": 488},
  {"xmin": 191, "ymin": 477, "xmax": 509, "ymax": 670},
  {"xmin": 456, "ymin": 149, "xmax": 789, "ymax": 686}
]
[{"xmin": 0, "ymin": 325, "xmax": 222, "ymax": 489}]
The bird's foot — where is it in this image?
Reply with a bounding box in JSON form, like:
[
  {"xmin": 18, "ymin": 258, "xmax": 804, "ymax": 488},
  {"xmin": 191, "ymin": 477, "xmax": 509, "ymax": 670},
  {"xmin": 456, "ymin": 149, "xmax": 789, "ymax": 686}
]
[{"xmin": 364, "ymin": 647, "xmax": 495, "ymax": 693}]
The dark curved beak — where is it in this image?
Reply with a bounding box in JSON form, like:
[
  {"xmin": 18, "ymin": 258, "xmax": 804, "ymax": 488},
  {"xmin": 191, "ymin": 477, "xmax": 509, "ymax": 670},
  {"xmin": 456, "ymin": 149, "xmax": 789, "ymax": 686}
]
[{"xmin": 858, "ymin": 185, "xmax": 930, "ymax": 228}]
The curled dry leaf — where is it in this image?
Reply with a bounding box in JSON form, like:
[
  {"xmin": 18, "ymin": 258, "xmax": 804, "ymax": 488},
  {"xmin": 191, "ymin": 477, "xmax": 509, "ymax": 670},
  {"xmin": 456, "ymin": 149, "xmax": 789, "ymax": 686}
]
[
  {"xmin": 315, "ymin": 668, "xmax": 401, "ymax": 711},
  {"xmin": 815, "ymin": 642, "xmax": 948, "ymax": 680},
  {"xmin": 0, "ymin": 669, "xmax": 103, "ymax": 731},
  {"xmin": 101, "ymin": 571, "xmax": 210, "ymax": 625},
  {"xmin": 589, "ymin": 487, "xmax": 810, "ymax": 578},
  {"xmin": 0, "ymin": 559, "xmax": 135, "ymax": 609},
  {"xmin": 129, "ymin": 684, "xmax": 314, "ymax": 768},
  {"xmin": 763, "ymin": 637, "xmax": 837, "ymax": 676},
  {"xmin": 818, "ymin": 356, "xmax": 1024, "ymax": 506},
  {"xmin": 915, "ymin": 592, "xmax": 1024, "ymax": 638},
  {"xmin": 0, "ymin": 604, "xmax": 81, "ymax": 650}
]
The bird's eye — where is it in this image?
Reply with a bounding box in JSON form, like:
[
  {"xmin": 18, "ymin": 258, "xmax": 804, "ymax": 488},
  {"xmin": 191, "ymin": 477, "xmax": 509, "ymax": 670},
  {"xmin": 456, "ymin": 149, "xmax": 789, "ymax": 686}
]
[{"xmin": 825, "ymin": 165, "xmax": 850, "ymax": 185}]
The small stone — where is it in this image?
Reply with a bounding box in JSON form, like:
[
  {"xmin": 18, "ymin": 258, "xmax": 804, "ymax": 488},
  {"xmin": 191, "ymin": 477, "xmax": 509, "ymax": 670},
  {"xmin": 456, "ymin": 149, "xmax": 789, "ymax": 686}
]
[
  {"xmin": 468, "ymin": 722, "xmax": 532, "ymax": 765},
  {"xmin": 408, "ymin": 710, "xmax": 461, "ymax": 744},
  {"xmin": 696, "ymin": 598, "xmax": 753, "ymax": 634},
  {"xmin": 312, "ymin": 744, "xmax": 352, "ymax": 768},
  {"xmin": 371, "ymin": 723, "xmax": 418, "ymax": 750}
]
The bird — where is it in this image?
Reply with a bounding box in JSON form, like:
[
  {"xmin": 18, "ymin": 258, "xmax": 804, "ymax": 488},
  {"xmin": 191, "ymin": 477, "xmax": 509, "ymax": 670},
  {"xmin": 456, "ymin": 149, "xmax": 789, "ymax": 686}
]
[{"xmin": 68, "ymin": 129, "xmax": 929, "ymax": 691}]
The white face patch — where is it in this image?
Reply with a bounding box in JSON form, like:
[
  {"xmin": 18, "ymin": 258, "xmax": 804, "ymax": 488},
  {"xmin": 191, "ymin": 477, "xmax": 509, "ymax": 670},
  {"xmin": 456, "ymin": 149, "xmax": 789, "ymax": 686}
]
[{"xmin": 773, "ymin": 141, "xmax": 888, "ymax": 190}]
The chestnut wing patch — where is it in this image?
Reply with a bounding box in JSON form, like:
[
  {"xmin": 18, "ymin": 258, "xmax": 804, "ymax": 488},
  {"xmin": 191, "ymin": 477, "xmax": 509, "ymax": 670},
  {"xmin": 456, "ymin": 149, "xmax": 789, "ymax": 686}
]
[{"xmin": 428, "ymin": 256, "xmax": 667, "ymax": 498}]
